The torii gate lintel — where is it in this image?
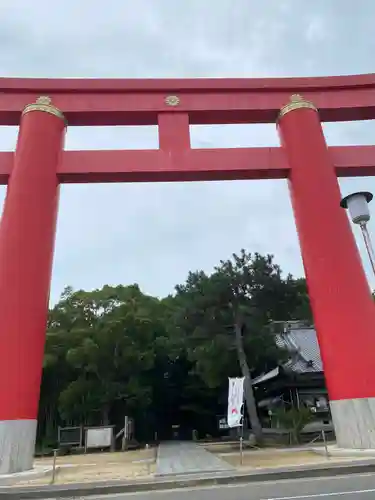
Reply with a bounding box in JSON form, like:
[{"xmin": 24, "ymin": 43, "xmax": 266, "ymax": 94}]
[{"xmin": 0, "ymin": 146, "xmax": 374, "ymax": 184}]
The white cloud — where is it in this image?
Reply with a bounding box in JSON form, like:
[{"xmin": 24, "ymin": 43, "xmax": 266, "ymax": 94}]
[
  {"xmin": 0, "ymin": 0, "xmax": 374, "ymax": 303},
  {"xmin": 305, "ymin": 16, "xmax": 329, "ymax": 44}
]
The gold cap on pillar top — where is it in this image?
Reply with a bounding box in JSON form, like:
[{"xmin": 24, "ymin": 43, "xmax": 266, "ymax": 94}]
[
  {"xmin": 278, "ymin": 94, "xmax": 317, "ymax": 120},
  {"xmin": 22, "ymin": 96, "xmax": 67, "ymax": 125}
]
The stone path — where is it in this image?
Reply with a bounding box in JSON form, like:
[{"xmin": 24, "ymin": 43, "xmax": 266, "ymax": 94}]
[{"xmin": 155, "ymin": 441, "xmax": 234, "ymax": 476}]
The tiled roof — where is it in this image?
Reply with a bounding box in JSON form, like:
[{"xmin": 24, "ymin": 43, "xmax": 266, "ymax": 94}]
[
  {"xmin": 252, "ymin": 325, "xmax": 323, "ymax": 386},
  {"xmin": 252, "ymin": 367, "xmax": 280, "ymax": 385},
  {"xmin": 276, "ymin": 327, "xmax": 323, "ymax": 373}
]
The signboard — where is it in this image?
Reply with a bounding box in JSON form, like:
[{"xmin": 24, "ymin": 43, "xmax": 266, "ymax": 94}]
[
  {"xmin": 218, "ymin": 416, "xmax": 229, "ymax": 430},
  {"xmin": 58, "ymin": 426, "xmax": 82, "ymax": 447},
  {"xmin": 227, "ymin": 377, "xmax": 245, "ymax": 428},
  {"xmin": 85, "ymin": 426, "xmax": 114, "ymax": 449}
]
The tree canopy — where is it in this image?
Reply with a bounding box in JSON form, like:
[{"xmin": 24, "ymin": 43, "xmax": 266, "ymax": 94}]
[{"xmin": 38, "ymin": 250, "xmax": 311, "ymax": 448}]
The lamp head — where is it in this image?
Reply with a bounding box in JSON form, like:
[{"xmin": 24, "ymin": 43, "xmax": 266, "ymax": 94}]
[{"xmin": 340, "ymin": 191, "xmax": 373, "ymax": 224}]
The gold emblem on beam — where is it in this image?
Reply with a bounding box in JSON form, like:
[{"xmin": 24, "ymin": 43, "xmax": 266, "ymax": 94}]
[
  {"xmin": 278, "ymin": 94, "xmax": 317, "ymax": 120},
  {"xmin": 165, "ymin": 95, "xmax": 180, "ymax": 107},
  {"xmin": 22, "ymin": 95, "xmax": 67, "ymax": 125}
]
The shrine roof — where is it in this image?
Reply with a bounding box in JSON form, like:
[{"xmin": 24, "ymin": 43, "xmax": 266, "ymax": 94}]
[{"xmin": 252, "ymin": 324, "xmax": 322, "ymax": 386}]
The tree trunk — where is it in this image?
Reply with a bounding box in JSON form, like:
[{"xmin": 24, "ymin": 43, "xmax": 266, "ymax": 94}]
[
  {"xmin": 101, "ymin": 404, "xmax": 110, "ymax": 425},
  {"xmin": 234, "ymin": 321, "xmax": 264, "ymax": 445}
]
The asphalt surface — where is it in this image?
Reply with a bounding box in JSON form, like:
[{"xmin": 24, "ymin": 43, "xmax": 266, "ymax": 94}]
[{"xmin": 75, "ymin": 472, "xmax": 375, "ymax": 500}]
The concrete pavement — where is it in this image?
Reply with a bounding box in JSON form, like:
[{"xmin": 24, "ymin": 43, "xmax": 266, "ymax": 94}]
[
  {"xmin": 71, "ymin": 472, "xmax": 375, "ymax": 499},
  {"xmin": 156, "ymin": 442, "xmax": 234, "ymax": 476}
]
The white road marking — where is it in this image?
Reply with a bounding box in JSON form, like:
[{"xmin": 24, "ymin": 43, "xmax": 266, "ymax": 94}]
[{"xmin": 266, "ymin": 488, "xmax": 375, "ymax": 499}]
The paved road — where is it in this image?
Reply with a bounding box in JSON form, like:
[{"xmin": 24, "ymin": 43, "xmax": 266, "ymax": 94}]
[{"xmin": 79, "ymin": 472, "xmax": 375, "ymax": 499}]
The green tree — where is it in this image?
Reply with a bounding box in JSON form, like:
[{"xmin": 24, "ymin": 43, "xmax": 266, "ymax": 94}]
[
  {"xmin": 171, "ymin": 251, "xmax": 309, "ymax": 444},
  {"xmin": 38, "ymin": 250, "xmax": 312, "ymax": 446},
  {"xmin": 43, "ymin": 285, "xmax": 166, "ymax": 429}
]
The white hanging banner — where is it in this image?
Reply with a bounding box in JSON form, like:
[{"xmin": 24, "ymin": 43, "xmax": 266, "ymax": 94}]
[{"xmin": 227, "ymin": 377, "xmax": 245, "ymax": 428}]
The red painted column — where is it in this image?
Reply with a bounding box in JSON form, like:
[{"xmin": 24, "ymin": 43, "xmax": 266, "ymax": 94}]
[
  {"xmin": 0, "ymin": 96, "xmax": 65, "ymax": 473},
  {"xmin": 277, "ymin": 94, "xmax": 375, "ymax": 449}
]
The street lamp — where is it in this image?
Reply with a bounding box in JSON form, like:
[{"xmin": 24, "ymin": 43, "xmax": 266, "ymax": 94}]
[{"xmin": 340, "ymin": 191, "xmax": 375, "ymax": 276}]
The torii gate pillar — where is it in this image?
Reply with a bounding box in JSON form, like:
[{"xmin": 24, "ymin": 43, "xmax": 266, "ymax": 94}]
[
  {"xmin": 278, "ymin": 95, "xmax": 375, "ymax": 449},
  {"xmin": 0, "ymin": 97, "xmax": 64, "ymax": 473}
]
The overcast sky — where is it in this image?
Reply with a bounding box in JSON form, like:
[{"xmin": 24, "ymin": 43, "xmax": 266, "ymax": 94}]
[{"xmin": 0, "ymin": 0, "xmax": 374, "ymax": 304}]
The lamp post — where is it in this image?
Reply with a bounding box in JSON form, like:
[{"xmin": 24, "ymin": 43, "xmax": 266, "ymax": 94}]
[{"xmin": 340, "ymin": 191, "xmax": 375, "ymax": 277}]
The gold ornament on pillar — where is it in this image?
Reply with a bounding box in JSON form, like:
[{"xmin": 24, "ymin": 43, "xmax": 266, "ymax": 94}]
[
  {"xmin": 278, "ymin": 94, "xmax": 317, "ymax": 120},
  {"xmin": 22, "ymin": 95, "xmax": 67, "ymax": 124}
]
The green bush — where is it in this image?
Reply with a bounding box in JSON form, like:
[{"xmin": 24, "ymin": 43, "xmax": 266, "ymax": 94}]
[{"xmin": 273, "ymin": 407, "xmax": 314, "ymax": 444}]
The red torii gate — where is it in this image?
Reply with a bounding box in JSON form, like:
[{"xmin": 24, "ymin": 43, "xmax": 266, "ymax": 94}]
[{"xmin": 0, "ymin": 75, "xmax": 375, "ymax": 473}]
